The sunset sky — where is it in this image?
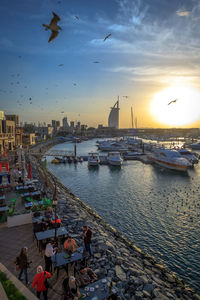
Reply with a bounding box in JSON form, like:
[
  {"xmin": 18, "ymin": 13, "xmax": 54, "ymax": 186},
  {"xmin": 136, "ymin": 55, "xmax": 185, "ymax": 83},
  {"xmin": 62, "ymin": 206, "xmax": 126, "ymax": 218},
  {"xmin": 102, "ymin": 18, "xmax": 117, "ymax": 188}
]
[{"xmin": 0, "ymin": 0, "xmax": 200, "ymax": 128}]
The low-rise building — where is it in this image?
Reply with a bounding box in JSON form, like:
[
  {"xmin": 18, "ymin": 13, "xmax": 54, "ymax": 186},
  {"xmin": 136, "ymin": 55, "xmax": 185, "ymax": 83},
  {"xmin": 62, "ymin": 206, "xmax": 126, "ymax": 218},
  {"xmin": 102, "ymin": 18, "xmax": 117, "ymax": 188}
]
[
  {"xmin": 0, "ymin": 119, "xmax": 15, "ymax": 154},
  {"xmin": 22, "ymin": 133, "xmax": 36, "ymax": 147}
]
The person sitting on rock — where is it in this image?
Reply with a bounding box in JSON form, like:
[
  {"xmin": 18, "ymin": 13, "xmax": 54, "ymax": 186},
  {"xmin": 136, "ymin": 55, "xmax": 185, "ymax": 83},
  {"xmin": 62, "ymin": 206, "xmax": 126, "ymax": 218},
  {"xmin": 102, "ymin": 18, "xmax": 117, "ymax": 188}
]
[
  {"xmin": 62, "ymin": 276, "xmax": 81, "ymax": 300},
  {"xmin": 77, "ymin": 267, "xmax": 97, "ymax": 287},
  {"xmin": 64, "ymin": 236, "xmax": 78, "ymax": 253}
]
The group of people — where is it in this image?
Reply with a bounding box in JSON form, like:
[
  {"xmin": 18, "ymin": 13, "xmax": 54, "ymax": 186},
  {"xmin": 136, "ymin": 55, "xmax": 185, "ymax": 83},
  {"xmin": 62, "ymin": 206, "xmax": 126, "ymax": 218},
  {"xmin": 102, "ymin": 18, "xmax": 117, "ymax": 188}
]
[{"xmin": 15, "ymin": 224, "xmax": 95, "ymax": 300}]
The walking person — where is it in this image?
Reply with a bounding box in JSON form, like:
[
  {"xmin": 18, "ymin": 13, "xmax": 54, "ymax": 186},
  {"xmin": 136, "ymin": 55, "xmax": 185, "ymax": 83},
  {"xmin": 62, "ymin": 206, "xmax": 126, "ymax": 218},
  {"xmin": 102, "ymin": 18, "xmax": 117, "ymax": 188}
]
[
  {"xmin": 82, "ymin": 226, "xmax": 92, "ymax": 257},
  {"xmin": 44, "ymin": 240, "xmax": 57, "ymax": 272},
  {"xmin": 32, "ymin": 265, "xmax": 51, "ymax": 300},
  {"xmin": 15, "ymin": 247, "xmax": 31, "ymax": 286}
]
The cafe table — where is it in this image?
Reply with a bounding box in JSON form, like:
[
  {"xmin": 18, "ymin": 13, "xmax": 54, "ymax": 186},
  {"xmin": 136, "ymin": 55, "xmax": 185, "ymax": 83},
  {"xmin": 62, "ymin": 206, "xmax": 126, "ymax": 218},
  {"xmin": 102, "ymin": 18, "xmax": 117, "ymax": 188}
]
[
  {"xmin": 35, "ymin": 226, "xmax": 67, "ymax": 251},
  {"xmin": 80, "ymin": 278, "xmax": 117, "ymax": 300},
  {"xmin": 51, "ymin": 247, "xmax": 84, "ymax": 278}
]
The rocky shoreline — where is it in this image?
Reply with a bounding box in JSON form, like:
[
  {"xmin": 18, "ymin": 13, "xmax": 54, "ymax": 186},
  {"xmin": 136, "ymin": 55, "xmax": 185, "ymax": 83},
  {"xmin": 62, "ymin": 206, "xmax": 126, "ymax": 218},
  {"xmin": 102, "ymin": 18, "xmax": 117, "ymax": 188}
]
[{"xmin": 28, "ymin": 140, "xmax": 200, "ymax": 300}]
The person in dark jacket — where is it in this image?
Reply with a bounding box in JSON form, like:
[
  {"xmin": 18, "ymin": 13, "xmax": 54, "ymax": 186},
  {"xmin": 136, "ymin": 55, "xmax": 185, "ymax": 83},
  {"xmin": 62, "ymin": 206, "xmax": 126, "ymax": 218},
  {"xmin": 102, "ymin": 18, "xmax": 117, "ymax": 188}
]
[
  {"xmin": 16, "ymin": 247, "xmax": 31, "ymax": 286},
  {"xmin": 62, "ymin": 276, "xmax": 81, "ymax": 300},
  {"xmin": 82, "ymin": 226, "xmax": 92, "ymax": 257},
  {"xmin": 32, "ymin": 265, "xmax": 51, "ymax": 300}
]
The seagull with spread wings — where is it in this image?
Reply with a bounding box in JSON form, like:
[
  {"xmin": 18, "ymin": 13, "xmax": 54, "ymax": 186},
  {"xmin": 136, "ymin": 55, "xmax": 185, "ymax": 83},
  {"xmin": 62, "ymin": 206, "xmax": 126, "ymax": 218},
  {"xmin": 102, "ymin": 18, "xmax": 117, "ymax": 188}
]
[
  {"xmin": 168, "ymin": 99, "xmax": 178, "ymax": 105},
  {"xmin": 93, "ymin": 61, "xmax": 100, "ymax": 63},
  {"xmin": 42, "ymin": 12, "xmax": 62, "ymax": 43},
  {"xmin": 104, "ymin": 33, "xmax": 111, "ymax": 41}
]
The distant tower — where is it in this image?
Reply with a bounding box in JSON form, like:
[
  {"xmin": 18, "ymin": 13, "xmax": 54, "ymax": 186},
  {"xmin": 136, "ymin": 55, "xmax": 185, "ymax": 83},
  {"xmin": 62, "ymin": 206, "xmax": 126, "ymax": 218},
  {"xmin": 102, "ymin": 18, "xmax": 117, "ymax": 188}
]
[
  {"xmin": 63, "ymin": 116, "xmax": 69, "ymax": 128},
  {"xmin": 108, "ymin": 97, "xmax": 120, "ymax": 129}
]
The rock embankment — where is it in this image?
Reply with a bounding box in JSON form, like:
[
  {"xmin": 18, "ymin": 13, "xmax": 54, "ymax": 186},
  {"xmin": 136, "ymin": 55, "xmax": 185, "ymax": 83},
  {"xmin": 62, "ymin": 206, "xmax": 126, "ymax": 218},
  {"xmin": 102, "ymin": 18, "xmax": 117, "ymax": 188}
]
[{"xmin": 29, "ymin": 141, "xmax": 200, "ymax": 300}]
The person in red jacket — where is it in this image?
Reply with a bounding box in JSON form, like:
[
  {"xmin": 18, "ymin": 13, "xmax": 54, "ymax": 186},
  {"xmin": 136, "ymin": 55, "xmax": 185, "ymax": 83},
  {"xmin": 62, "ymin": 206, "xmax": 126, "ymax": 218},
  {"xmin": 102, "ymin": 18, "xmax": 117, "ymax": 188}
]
[{"xmin": 32, "ymin": 265, "xmax": 51, "ymax": 300}]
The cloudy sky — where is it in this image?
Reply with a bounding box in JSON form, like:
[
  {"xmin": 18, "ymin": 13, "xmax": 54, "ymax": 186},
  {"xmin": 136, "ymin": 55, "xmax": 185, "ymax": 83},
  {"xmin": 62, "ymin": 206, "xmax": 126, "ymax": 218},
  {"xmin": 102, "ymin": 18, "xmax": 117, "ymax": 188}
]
[{"xmin": 0, "ymin": 0, "xmax": 200, "ymax": 128}]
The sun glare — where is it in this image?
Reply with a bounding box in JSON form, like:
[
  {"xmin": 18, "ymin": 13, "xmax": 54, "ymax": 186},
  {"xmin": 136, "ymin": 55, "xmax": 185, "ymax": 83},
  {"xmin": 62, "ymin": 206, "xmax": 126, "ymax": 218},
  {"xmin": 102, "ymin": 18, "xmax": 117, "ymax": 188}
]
[{"xmin": 150, "ymin": 86, "xmax": 200, "ymax": 126}]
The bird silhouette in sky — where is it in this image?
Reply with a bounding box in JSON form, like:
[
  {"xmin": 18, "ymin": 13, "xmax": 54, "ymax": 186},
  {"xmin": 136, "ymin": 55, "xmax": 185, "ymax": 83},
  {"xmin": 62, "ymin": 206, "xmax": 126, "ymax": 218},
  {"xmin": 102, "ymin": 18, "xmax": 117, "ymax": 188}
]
[
  {"xmin": 104, "ymin": 33, "xmax": 111, "ymax": 41},
  {"xmin": 123, "ymin": 95, "xmax": 128, "ymax": 98},
  {"xmin": 42, "ymin": 12, "xmax": 62, "ymax": 43},
  {"xmin": 75, "ymin": 16, "xmax": 79, "ymax": 20},
  {"xmin": 93, "ymin": 61, "xmax": 100, "ymax": 63},
  {"xmin": 168, "ymin": 99, "xmax": 178, "ymax": 105},
  {"xmin": 29, "ymin": 97, "xmax": 32, "ymax": 101},
  {"xmin": 61, "ymin": 111, "xmax": 64, "ymax": 113},
  {"xmin": 58, "ymin": 64, "xmax": 64, "ymax": 66},
  {"xmin": 73, "ymin": 83, "xmax": 77, "ymax": 86}
]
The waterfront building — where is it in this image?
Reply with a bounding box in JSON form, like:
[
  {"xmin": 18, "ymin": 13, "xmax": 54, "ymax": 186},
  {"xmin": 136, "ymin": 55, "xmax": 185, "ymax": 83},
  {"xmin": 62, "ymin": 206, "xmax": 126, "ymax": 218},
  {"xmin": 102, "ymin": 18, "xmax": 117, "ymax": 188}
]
[
  {"xmin": 0, "ymin": 111, "xmax": 4, "ymax": 121},
  {"xmin": 0, "ymin": 118, "xmax": 15, "ymax": 153},
  {"xmin": 6, "ymin": 115, "xmax": 19, "ymax": 127},
  {"xmin": 108, "ymin": 98, "xmax": 120, "ymax": 129},
  {"xmin": 36, "ymin": 126, "xmax": 53, "ymax": 140}
]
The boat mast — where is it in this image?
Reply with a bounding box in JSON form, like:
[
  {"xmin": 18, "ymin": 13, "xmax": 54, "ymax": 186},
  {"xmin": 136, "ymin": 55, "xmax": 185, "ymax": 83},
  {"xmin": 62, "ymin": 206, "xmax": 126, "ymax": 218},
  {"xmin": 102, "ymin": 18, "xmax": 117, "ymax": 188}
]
[{"xmin": 131, "ymin": 107, "xmax": 134, "ymax": 129}]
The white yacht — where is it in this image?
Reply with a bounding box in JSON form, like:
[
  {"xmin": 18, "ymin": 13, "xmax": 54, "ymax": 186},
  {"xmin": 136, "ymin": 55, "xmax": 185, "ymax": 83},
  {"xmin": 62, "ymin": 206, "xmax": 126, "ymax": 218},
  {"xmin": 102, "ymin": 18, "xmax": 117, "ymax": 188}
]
[
  {"xmin": 188, "ymin": 142, "xmax": 200, "ymax": 150},
  {"xmin": 88, "ymin": 152, "xmax": 100, "ymax": 166},
  {"xmin": 97, "ymin": 140, "xmax": 128, "ymax": 152},
  {"xmin": 177, "ymin": 149, "xmax": 198, "ymax": 165},
  {"xmin": 149, "ymin": 148, "xmax": 192, "ymax": 171},
  {"xmin": 107, "ymin": 152, "xmax": 123, "ymax": 166}
]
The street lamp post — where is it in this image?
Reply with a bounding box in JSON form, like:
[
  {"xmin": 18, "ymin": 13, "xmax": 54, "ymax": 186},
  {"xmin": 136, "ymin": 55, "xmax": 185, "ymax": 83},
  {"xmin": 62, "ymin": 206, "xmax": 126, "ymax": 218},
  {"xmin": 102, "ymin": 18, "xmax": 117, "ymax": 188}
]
[{"xmin": 52, "ymin": 177, "xmax": 58, "ymax": 240}]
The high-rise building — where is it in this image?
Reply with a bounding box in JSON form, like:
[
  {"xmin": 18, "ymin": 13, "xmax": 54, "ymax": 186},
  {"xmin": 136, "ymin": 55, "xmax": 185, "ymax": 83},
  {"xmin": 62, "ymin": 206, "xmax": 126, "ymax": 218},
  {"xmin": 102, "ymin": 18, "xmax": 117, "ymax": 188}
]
[
  {"xmin": 108, "ymin": 98, "xmax": 120, "ymax": 129},
  {"xmin": 63, "ymin": 117, "xmax": 69, "ymax": 128},
  {"xmin": 70, "ymin": 121, "xmax": 75, "ymax": 129}
]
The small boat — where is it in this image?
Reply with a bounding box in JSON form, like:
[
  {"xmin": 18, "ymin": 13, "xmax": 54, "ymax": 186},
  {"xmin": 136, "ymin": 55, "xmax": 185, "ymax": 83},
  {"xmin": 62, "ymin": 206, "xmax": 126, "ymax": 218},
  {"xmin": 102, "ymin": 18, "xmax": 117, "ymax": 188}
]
[
  {"xmin": 188, "ymin": 142, "xmax": 200, "ymax": 150},
  {"xmin": 149, "ymin": 148, "xmax": 192, "ymax": 171},
  {"xmin": 88, "ymin": 152, "xmax": 100, "ymax": 166},
  {"xmin": 107, "ymin": 152, "xmax": 123, "ymax": 166},
  {"xmin": 68, "ymin": 156, "xmax": 73, "ymax": 163},
  {"xmin": 51, "ymin": 158, "xmax": 59, "ymax": 164},
  {"xmin": 123, "ymin": 151, "xmax": 143, "ymax": 160}
]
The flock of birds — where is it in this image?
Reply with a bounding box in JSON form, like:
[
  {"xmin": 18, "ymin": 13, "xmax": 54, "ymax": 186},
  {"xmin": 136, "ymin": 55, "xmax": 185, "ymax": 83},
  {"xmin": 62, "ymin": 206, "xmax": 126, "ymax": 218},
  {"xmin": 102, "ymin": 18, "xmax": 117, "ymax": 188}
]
[{"xmin": 42, "ymin": 11, "xmax": 112, "ymax": 44}]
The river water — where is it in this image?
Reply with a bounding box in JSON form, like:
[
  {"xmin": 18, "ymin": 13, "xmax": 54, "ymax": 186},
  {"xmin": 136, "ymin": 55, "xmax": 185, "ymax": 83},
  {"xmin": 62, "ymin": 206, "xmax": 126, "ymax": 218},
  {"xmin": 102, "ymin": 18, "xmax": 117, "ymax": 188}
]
[{"xmin": 47, "ymin": 139, "xmax": 200, "ymax": 292}]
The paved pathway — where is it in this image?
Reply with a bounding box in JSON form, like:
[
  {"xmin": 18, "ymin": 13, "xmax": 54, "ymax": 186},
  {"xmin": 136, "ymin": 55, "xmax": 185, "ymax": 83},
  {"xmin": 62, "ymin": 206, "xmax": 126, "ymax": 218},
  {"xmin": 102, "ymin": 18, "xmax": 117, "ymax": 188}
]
[{"xmin": 0, "ymin": 223, "xmax": 70, "ymax": 300}]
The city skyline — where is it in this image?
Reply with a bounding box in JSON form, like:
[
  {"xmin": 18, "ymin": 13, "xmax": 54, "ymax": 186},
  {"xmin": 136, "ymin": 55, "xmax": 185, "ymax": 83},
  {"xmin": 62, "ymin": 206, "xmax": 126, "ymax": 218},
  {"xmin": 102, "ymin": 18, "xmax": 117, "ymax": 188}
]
[{"xmin": 0, "ymin": 0, "xmax": 200, "ymax": 128}]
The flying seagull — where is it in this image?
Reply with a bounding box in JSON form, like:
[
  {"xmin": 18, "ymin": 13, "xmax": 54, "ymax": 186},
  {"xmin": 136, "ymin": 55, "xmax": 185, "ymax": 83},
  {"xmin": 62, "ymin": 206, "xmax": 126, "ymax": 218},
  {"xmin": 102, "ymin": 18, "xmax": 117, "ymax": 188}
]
[
  {"xmin": 73, "ymin": 83, "xmax": 77, "ymax": 86},
  {"xmin": 104, "ymin": 33, "xmax": 111, "ymax": 41},
  {"xmin": 93, "ymin": 61, "xmax": 100, "ymax": 63},
  {"xmin": 58, "ymin": 64, "xmax": 64, "ymax": 66},
  {"xmin": 61, "ymin": 111, "xmax": 64, "ymax": 113},
  {"xmin": 42, "ymin": 12, "xmax": 62, "ymax": 43},
  {"xmin": 75, "ymin": 16, "xmax": 79, "ymax": 20},
  {"xmin": 123, "ymin": 96, "xmax": 128, "ymax": 98},
  {"xmin": 168, "ymin": 99, "xmax": 178, "ymax": 105}
]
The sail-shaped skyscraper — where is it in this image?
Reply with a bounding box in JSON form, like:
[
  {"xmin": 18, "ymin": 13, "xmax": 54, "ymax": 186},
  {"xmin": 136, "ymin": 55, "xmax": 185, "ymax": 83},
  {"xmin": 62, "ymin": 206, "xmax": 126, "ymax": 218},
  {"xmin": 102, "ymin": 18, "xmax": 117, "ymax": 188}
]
[{"xmin": 108, "ymin": 98, "xmax": 120, "ymax": 128}]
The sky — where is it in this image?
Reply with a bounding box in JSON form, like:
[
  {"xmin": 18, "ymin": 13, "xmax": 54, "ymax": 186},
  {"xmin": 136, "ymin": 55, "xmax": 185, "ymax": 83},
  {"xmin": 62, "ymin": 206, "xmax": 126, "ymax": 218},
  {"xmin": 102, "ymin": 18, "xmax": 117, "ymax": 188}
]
[{"xmin": 0, "ymin": 0, "xmax": 200, "ymax": 128}]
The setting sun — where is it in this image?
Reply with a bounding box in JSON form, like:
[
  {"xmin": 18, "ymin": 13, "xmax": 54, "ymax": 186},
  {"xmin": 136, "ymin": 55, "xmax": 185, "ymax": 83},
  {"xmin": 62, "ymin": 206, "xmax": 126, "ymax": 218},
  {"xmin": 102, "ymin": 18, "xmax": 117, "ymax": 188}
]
[{"xmin": 150, "ymin": 86, "xmax": 200, "ymax": 126}]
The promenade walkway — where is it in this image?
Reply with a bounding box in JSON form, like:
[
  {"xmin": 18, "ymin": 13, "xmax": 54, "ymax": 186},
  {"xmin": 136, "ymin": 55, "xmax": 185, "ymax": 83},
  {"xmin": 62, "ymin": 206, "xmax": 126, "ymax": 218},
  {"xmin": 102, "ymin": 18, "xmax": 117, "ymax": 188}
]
[{"xmin": 0, "ymin": 223, "xmax": 68, "ymax": 299}]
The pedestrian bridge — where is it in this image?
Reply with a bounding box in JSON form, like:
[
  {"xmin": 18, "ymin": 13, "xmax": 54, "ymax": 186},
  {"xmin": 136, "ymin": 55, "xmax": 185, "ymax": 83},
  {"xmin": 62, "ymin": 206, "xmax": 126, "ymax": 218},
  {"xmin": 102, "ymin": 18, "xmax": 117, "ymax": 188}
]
[{"xmin": 30, "ymin": 149, "xmax": 75, "ymax": 157}]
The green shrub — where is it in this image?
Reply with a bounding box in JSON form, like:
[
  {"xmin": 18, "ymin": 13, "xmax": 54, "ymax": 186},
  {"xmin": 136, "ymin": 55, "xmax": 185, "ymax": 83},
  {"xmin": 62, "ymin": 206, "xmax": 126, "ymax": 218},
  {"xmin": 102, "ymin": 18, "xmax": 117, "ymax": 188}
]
[{"xmin": 0, "ymin": 271, "xmax": 27, "ymax": 300}]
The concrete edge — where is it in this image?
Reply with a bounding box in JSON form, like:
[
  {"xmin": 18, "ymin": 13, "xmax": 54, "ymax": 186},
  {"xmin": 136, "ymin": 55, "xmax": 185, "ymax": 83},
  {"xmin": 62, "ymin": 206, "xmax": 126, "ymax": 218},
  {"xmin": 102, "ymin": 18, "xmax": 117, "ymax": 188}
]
[
  {"xmin": 0, "ymin": 282, "xmax": 8, "ymax": 300},
  {"xmin": 0, "ymin": 262, "xmax": 38, "ymax": 300}
]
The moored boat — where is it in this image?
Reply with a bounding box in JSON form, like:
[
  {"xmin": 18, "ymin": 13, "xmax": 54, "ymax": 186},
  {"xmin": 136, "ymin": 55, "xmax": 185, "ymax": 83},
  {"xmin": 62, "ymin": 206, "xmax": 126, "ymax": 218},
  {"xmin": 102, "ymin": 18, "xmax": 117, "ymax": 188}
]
[
  {"xmin": 88, "ymin": 152, "xmax": 100, "ymax": 166},
  {"xmin": 107, "ymin": 152, "xmax": 123, "ymax": 166},
  {"xmin": 149, "ymin": 148, "xmax": 192, "ymax": 171}
]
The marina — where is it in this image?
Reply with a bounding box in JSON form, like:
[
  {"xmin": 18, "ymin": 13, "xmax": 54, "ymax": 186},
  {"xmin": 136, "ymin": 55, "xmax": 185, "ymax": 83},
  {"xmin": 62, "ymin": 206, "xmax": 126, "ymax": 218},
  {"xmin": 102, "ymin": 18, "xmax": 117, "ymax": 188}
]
[{"xmin": 47, "ymin": 139, "xmax": 200, "ymax": 292}]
